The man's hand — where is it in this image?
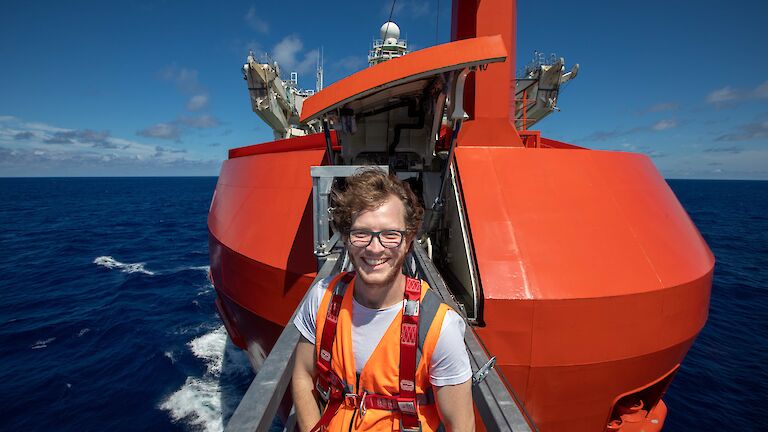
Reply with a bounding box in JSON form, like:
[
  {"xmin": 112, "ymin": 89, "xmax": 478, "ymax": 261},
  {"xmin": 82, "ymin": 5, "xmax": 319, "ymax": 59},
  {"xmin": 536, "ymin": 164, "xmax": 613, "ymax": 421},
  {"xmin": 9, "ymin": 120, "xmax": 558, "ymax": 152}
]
[
  {"xmin": 435, "ymin": 379, "xmax": 475, "ymax": 431},
  {"xmin": 292, "ymin": 336, "xmax": 321, "ymax": 432}
]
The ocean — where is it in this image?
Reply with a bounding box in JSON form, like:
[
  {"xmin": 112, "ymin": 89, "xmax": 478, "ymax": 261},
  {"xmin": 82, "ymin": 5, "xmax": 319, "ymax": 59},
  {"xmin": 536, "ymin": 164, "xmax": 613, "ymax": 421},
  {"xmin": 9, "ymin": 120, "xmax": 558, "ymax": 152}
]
[{"xmin": 0, "ymin": 177, "xmax": 765, "ymax": 431}]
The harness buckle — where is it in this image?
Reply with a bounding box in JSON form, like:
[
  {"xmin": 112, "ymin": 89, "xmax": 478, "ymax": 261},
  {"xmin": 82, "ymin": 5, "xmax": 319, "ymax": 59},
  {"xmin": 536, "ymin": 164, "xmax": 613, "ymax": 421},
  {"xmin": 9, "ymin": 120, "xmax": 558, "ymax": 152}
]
[
  {"xmin": 396, "ymin": 398, "xmax": 418, "ymax": 415},
  {"xmin": 359, "ymin": 391, "xmax": 368, "ymax": 418},
  {"xmin": 315, "ymin": 380, "xmax": 331, "ymax": 402},
  {"xmin": 344, "ymin": 393, "xmax": 358, "ymax": 408},
  {"xmin": 399, "ymin": 418, "xmax": 422, "ymax": 432},
  {"xmin": 403, "ymin": 299, "xmax": 420, "ymax": 316}
]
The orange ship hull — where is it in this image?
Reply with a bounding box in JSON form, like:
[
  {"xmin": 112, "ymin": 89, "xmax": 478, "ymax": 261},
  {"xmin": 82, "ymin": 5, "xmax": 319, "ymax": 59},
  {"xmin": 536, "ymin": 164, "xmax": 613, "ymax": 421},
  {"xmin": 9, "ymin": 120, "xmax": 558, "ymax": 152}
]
[
  {"xmin": 209, "ymin": 1, "xmax": 713, "ymax": 429},
  {"xmin": 208, "ymin": 139, "xmax": 713, "ymax": 431},
  {"xmin": 456, "ymin": 146, "xmax": 713, "ymax": 430}
]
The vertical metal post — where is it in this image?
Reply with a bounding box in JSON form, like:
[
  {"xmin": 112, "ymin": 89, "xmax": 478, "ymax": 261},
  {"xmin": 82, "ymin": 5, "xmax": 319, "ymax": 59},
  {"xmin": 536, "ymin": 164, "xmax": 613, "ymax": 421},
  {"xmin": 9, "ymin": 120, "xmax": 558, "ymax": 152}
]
[
  {"xmin": 322, "ymin": 118, "xmax": 334, "ymax": 165},
  {"xmin": 522, "ymin": 89, "xmax": 527, "ymax": 131},
  {"xmin": 310, "ymin": 166, "xmax": 389, "ymax": 264}
]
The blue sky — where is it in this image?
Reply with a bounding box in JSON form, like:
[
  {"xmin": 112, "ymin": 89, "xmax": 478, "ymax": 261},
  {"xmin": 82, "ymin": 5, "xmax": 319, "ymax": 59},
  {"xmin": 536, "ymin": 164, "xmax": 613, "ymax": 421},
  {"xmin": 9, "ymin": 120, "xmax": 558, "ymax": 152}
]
[{"xmin": 1, "ymin": 0, "xmax": 766, "ymax": 178}]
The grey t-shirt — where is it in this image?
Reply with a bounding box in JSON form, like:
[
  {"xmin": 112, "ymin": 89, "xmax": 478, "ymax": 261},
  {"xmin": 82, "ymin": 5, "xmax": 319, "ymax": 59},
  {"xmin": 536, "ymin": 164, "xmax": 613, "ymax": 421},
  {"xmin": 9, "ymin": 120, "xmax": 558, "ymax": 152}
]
[{"xmin": 293, "ymin": 276, "xmax": 472, "ymax": 386}]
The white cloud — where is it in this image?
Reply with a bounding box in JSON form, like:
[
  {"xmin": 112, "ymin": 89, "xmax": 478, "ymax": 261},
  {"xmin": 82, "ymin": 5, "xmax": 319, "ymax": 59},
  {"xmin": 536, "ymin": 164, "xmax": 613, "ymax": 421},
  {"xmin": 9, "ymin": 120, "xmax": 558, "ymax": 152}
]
[
  {"xmin": 2, "ymin": 118, "xmax": 173, "ymax": 160},
  {"xmin": 159, "ymin": 65, "xmax": 212, "ymax": 112},
  {"xmin": 715, "ymin": 119, "xmax": 768, "ymax": 142},
  {"xmin": 273, "ymin": 36, "xmax": 319, "ymax": 75},
  {"xmin": 706, "ymin": 86, "xmax": 739, "ymax": 104},
  {"xmin": 334, "ymin": 55, "xmax": 365, "ymax": 72},
  {"xmin": 754, "ymin": 80, "xmax": 768, "ymax": 98},
  {"xmin": 706, "ymin": 81, "xmax": 768, "ymax": 105},
  {"xmin": 245, "ymin": 6, "xmax": 269, "ymax": 33},
  {"xmin": 651, "ymin": 119, "xmax": 677, "ymax": 131},
  {"xmin": 584, "ymin": 119, "xmax": 679, "ymax": 142},
  {"xmin": 186, "ymin": 94, "xmax": 209, "ymax": 111},
  {"xmin": 136, "ymin": 115, "xmax": 221, "ymax": 141},
  {"xmin": 160, "ymin": 66, "xmax": 204, "ymax": 94},
  {"xmin": 177, "ymin": 115, "xmax": 220, "ymax": 129},
  {"xmin": 137, "ymin": 123, "xmax": 182, "ymax": 140},
  {"xmin": 19, "ymin": 121, "xmax": 68, "ymax": 133},
  {"xmin": 0, "ymin": 116, "xmax": 219, "ymax": 176},
  {"xmin": 655, "ymin": 147, "xmax": 768, "ymax": 180}
]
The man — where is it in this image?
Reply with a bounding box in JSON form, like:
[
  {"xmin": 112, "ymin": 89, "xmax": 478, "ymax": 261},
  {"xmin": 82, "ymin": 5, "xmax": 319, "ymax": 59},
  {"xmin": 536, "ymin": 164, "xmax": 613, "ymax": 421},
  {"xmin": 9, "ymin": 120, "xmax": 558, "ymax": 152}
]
[{"xmin": 292, "ymin": 169, "xmax": 475, "ymax": 431}]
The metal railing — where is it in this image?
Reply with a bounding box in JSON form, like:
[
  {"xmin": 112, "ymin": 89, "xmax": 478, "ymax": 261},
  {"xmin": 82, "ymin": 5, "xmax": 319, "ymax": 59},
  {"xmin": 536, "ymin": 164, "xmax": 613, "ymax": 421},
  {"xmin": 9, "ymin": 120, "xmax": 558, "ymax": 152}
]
[{"xmin": 224, "ymin": 253, "xmax": 342, "ymax": 432}]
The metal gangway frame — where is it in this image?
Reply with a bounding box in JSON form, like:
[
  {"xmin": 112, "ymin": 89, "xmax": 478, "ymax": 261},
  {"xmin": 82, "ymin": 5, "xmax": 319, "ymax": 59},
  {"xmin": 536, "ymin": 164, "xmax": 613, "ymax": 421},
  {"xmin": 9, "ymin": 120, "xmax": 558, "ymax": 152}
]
[{"xmin": 224, "ymin": 166, "xmax": 537, "ymax": 431}]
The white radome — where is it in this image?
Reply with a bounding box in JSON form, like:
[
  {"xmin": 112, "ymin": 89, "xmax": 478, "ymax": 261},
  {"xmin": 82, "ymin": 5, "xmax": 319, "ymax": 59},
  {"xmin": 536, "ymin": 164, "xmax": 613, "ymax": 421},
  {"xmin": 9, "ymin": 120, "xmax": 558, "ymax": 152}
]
[{"xmin": 380, "ymin": 21, "xmax": 400, "ymax": 40}]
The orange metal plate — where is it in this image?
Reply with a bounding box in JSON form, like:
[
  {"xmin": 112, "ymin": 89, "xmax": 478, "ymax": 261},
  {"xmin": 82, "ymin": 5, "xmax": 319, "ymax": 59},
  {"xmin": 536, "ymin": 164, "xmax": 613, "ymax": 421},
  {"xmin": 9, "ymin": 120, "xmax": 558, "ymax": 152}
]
[
  {"xmin": 300, "ymin": 35, "xmax": 507, "ymax": 122},
  {"xmin": 456, "ymin": 146, "xmax": 714, "ymax": 431},
  {"xmin": 455, "ymin": 147, "xmax": 714, "ymax": 300},
  {"xmin": 209, "ymin": 149, "xmax": 324, "ymax": 271},
  {"xmin": 228, "ymin": 131, "xmax": 339, "ymax": 159}
]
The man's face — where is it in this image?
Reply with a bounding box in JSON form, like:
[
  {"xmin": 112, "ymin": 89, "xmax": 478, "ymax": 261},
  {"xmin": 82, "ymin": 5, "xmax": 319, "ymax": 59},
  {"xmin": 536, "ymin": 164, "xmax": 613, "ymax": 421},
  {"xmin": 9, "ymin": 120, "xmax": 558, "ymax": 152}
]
[{"xmin": 347, "ymin": 194, "xmax": 411, "ymax": 290}]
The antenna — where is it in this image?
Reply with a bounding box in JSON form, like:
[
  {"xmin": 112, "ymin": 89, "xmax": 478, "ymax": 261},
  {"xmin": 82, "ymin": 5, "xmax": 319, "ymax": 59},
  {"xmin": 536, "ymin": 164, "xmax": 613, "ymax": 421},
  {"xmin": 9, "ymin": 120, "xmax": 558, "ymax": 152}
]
[{"xmin": 316, "ymin": 47, "xmax": 324, "ymax": 92}]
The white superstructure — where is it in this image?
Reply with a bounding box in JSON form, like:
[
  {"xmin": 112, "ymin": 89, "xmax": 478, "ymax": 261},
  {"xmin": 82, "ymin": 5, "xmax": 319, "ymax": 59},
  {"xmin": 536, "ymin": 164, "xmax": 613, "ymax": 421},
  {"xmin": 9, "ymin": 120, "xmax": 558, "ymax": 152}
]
[{"xmin": 368, "ymin": 22, "xmax": 408, "ymax": 66}]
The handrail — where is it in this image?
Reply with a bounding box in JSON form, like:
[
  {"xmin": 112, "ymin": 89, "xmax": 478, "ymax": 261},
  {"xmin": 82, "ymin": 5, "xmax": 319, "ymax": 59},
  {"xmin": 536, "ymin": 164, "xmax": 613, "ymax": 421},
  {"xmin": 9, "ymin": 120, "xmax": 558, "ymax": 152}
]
[{"xmin": 224, "ymin": 253, "xmax": 341, "ymax": 432}]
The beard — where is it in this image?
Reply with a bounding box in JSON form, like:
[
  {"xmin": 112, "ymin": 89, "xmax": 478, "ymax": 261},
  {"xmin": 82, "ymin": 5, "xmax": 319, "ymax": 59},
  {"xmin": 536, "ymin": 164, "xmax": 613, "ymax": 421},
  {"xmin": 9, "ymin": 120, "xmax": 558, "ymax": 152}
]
[{"xmin": 350, "ymin": 248, "xmax": 408, "ymax": 292}]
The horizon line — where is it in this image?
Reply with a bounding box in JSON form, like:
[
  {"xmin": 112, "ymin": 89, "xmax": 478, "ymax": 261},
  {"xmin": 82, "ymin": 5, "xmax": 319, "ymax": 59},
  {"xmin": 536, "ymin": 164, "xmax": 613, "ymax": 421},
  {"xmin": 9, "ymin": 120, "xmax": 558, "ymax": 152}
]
[{"xmin": 0, "ymin": 175, "xmax": 767, "ymax": 182}]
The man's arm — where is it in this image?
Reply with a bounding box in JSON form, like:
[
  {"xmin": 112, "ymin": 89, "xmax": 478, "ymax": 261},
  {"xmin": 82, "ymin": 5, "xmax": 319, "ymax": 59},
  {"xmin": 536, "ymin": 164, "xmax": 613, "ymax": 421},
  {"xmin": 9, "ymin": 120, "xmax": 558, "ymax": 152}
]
[
  {"xmin": 291, "ymin": 336, "xmax": 321, "ymax": 432},
  {"xmin": 435, "ymin": 379, "xmax": 475, "ymax": 431}
]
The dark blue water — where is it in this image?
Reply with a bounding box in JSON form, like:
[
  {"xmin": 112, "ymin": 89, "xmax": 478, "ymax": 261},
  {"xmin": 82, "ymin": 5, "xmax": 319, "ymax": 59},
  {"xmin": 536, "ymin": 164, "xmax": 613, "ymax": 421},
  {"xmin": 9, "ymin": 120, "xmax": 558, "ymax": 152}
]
[
  {"xmin": 0, "ymin": 177, "xmax": 765, "ymax": 431},
  {"xmin": 0, "ymin": 178, "xmax": 253, "ymax": 431},
  {"xmin": 663, "ymin": 180, "xmax": 768, "ymax": 431}
]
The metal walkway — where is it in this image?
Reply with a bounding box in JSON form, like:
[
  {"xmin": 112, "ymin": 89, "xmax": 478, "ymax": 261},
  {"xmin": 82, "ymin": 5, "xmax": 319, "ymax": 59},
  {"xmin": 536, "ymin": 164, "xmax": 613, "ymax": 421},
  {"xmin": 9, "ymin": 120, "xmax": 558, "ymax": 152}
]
[{"xmin": 223, "ymin": 242, "xmax": 536, "ymax": 431}]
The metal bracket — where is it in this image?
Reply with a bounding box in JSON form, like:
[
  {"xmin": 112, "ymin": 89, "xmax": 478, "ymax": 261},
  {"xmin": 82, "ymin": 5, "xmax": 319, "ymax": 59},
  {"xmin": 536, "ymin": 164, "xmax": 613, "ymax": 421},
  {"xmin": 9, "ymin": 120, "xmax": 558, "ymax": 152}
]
[
  {"xmin": 448, "ymin": 67, "xmax": 473, "ymax": 121},
  {"xmin": 472, "ymin": 356, "xmax": 497, "ymax": 386}
]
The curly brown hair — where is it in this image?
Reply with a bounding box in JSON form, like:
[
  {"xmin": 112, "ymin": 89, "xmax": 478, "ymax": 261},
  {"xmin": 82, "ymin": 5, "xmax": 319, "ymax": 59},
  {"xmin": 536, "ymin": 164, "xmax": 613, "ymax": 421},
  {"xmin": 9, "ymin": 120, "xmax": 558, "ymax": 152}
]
[{"xmin": 331, "ymin": 169, "xmax": 424, "ymax": 237}]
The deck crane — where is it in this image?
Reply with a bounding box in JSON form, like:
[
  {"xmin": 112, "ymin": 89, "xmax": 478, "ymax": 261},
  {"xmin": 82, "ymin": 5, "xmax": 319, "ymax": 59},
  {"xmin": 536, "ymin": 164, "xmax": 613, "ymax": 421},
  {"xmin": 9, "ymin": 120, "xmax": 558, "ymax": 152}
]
[{"xmin": 242, "ymin": 52, "xmax": 321, "ymax": 139}]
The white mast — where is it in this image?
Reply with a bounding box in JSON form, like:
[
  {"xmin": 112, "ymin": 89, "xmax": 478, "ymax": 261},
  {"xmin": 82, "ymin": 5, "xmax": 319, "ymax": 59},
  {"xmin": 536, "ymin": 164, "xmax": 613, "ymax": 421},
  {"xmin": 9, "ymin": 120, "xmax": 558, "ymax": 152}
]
[{"xmin": 316, "ymin": 46, "xmax": 324, "ymax": 92}]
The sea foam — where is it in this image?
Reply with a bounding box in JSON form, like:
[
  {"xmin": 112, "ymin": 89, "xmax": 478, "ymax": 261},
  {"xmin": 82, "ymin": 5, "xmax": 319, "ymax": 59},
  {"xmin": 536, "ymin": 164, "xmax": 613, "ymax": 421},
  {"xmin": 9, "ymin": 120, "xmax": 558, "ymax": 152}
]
[
  {"xmin": 160, "ymin": 326, "xmax": 252, "ymax": 431},
  {"xmin": 31, "ymin": 337, "xmax": 56, "ymax": 350},
  {"xmin": 93, "ymin": 256, "xmax": 155, "ymax": 275}
]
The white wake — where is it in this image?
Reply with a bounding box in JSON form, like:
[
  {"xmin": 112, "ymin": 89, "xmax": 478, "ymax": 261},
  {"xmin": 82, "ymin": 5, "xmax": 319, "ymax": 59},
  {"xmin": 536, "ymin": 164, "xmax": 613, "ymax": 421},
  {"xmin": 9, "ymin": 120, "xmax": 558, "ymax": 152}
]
[
  {"xmin": 31, "ymin": 337, "xmax": 56, "ymax": 350},
  {"xmin": 160, "ymin": 326, "xmax": 253, "ymax": 431},
  {"xmin": 93, "ymin": 256, "xmax": 155, "ymax": 275}
]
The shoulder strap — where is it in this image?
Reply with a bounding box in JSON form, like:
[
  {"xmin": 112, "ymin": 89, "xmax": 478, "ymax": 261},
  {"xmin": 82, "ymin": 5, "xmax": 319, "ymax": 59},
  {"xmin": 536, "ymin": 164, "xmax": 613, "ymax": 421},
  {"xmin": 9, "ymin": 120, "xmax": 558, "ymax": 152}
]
[
  {"xmin": 310, "ymin": 272, "xmax": 356, "ymax": 432},
  {"xmin": 315, "ymin": 272, "xmax": 355, "ymax": 397},
  {"xmin": 416, "ymin": 288, "xmax": 444, "ymax": 368},
  {"xmin": 398, "ymin": 276, "xmax": 422, "ymax": 430}
]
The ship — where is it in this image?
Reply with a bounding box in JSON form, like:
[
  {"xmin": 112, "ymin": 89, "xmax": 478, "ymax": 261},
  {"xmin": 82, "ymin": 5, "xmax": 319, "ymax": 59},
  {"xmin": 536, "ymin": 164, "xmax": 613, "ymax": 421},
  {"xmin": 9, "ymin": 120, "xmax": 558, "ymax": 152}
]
[{"xmin": 208, "ymin": 1, "xmax": 714, "ymax": 430}]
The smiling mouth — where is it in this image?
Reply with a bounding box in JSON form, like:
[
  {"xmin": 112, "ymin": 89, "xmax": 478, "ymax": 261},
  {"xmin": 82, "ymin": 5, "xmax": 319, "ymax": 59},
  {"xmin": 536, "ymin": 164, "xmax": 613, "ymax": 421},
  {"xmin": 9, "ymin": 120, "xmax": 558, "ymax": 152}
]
[{"xmin": 362, "ymin": 257, "xmax": 389, "ymax": 267}]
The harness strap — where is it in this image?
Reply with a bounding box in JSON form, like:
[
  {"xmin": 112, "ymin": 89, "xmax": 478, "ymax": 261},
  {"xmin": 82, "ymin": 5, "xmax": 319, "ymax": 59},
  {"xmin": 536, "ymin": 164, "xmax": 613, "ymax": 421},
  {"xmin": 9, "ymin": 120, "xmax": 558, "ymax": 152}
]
[
  {"xmin": 310, "ymin": 272, "xmax": 355, "ymax": 432},
  {"xmin": 399, "ymin": 276, "xmax": 422, "ymax": 430},
  {"xmin": 348, "ymin": 390, "xmax": 435, "ymax": 410},
  {"xmin": 311, "ymin": 274, "xmax": 438, "ymax": 432},
  {"xmin": 309, "ymin": 398, "xmax": 343, "ymax": 432},
  {"xmin": 315, "ymin": 272, "xmax": 354, "ymax": 401}
]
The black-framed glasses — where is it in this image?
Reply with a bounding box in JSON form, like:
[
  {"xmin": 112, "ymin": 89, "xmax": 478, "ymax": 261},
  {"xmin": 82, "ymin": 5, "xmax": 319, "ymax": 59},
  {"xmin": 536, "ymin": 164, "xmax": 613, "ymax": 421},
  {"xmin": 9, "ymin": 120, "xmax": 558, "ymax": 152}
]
[{"xmin": 347, "ymin": 229, "xmax": 406, "ymax": 248}]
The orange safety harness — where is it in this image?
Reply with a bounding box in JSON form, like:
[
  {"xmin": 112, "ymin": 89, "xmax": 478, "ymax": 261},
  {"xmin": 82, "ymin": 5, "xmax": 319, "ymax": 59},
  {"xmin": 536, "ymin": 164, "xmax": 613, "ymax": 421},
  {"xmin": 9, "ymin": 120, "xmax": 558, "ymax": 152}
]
[{"xmin": 310, "ymin": 273, "xmax": 429, "ymax": 432}]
